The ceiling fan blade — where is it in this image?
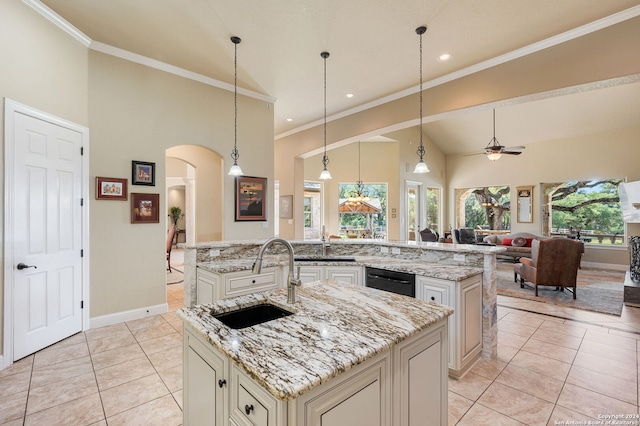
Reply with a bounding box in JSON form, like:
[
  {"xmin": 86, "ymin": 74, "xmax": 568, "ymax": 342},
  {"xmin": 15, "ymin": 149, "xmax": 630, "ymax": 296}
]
[
  {"xmin": 504, "ymin": 146, "xmax": 525, "ymax": 150},
  {"xmin": 502, "ymin": 151, "xmax": 522, "ymax": 155},
  {"xmin": 464, "ymin": 152, "xmax": 486, "ymax": 157}
]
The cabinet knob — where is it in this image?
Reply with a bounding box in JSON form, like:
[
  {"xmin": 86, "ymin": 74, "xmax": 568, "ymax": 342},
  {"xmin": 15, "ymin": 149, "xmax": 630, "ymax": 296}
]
[
  {"xmin": 431, "ymin": 296, "xmax": 435, "ymax": 301},
  {"xmin": 218, "ymin": 379, "xmax": 226, "ymax": 388},
  {"xmin": 252, "ymin": 279, "xmax": 256, "ymax": 284},
  {"xmin": 244, "ymin": 404, "xmax": 254, "ymax": 415}
]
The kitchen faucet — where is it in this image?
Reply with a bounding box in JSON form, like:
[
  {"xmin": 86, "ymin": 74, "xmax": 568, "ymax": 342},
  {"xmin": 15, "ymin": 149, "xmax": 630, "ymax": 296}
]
[
  {"xmin": 320, "ymin": 225, "xmax": 330, "ymax": 256},
  {"xmin": 252, "ymin": 238, "xmax": 301, "ymax": 304}
]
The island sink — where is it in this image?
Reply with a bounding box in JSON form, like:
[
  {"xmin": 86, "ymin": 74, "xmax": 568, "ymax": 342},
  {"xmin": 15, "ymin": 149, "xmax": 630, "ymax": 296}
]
[
  {"xmin": 212, "ymin": 303, "xmax": 293, "ymax": 329},
  {"xmin": 294, "ymin": 256, "xmax": 356, "ymax": 262}
]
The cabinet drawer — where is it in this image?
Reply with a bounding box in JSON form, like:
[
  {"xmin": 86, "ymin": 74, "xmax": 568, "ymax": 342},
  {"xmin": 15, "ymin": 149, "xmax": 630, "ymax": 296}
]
[
  {"xmin": 424, "ymin": 288, "xmax": 444, "ymax": 305},
  {"xmin": 224, "ymin": 267, "xmax": 279, "ymax": 298},
  {"xmin": 237, "ymin": 384, "xmax": 268, "ymax": 426}
]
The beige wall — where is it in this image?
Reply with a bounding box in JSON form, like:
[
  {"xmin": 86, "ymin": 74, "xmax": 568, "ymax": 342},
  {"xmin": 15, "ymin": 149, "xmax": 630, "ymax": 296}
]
[
  {"xmin": 88, "ymin": 50, "xmax": 274, "ymax": 318},
  {"xmin": 447, "ymin": 126, "xmax": 640, "ymax": 267},
  {"xmin": 0, "ymin": 0, "xmax": 89, "ymax": 358},
  {"xmin": 167, "ymin": 146, "xmax": 224, "ymax": 242}
]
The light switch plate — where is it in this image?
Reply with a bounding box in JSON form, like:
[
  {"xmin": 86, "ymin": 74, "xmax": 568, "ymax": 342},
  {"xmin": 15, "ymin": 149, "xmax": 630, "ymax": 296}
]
[
  {"xmin": 454, "ymin": 254, "xmax": 465, "ymax": 262},
  {"xmin": 209, "ymin": 249, "xmax": 220, "ymax": 257}
]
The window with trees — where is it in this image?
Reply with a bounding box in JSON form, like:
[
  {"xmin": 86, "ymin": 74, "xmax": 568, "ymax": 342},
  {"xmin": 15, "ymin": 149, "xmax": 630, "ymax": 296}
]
[
  {"xmin": 456, "ymin": 186, "xmax": 511, "ymax": 230},
  {"xmin": 426, "ymin": 187, "xmax": 440, "ymax": 234},
  {"xmin": 542, "ymin": 179, "xmax": 624, "ymax": 245},
  {"xmin": 339, "ymin": 183, "xmax": 387, "ymax": 239}
]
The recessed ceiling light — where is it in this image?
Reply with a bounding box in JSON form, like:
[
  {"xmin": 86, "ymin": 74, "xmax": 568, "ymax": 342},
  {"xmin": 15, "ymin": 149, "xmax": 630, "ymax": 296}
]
[
  {"xmin": 438, "ymin": 53, "xmax": 452, "ymax": 62},
  {"xmin": 286, "ymin": 118, "xmax": 293, "ymax": 122},
  {"xmin": 345, "ymin": 93, "xmax": 354, "ymax": 98}
]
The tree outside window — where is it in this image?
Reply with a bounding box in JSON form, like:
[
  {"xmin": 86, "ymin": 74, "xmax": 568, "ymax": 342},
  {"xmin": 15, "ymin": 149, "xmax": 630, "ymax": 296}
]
[
  {"xmin": 339, "ymin": 183, "xmax": 387, "ymax": 238},
  {"xmin": 456, "ymin": 186, "xmax": 511, "ymax": 230}
]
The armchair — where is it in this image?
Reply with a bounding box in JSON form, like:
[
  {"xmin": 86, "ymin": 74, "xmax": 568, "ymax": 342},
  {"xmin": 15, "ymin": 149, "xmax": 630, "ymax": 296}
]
[
  {"xmin": 514, "ymin": 238, "xmax": 583, "ymax": 298},
  {"xmin": 452, "ymin": 228, "xmax": 477, "ymax": 244},
  {"xmin": 167, "ymin": 225, "xmax": 176, "ymax": 273},
  {"xmin": 419, "ymin": 228, "xmax": 439, "ymax": 242}
]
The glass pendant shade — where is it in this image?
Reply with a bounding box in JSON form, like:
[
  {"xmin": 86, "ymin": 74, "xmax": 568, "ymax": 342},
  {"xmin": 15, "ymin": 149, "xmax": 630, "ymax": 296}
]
[
  {"xmin": 319, "ymin": 167, "xmax": 332, "ymax": 180},
  {"xmin": 413, "ymin": 160, "xmax": 430, "ymax": 173},
  {"xmin": 228, "ymin": 163, "xmax": 243, "ymax": 175}
]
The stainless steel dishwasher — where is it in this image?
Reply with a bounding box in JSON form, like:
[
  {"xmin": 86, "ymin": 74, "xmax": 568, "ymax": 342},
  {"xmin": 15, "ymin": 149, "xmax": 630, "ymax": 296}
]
[{"xmin": 365, "ymin": 267, "xmax": 415, "ymax": 298}]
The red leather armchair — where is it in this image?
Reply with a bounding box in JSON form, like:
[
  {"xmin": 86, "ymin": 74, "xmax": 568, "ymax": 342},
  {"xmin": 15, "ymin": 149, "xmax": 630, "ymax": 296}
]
[{"xmin": 514, "ymin": 238, "xmax": 583, "ymax": 299}]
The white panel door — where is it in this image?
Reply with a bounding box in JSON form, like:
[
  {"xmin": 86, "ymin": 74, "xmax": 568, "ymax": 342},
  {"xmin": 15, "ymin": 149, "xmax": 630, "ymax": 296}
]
[{"xmin": 12, "ymin": 111, "xmax": 83, "ymax": 360}]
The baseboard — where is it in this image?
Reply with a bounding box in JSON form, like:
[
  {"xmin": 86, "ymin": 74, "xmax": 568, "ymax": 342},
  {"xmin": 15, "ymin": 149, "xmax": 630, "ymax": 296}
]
[
  {"xmin": 89, "ymin": 303, "xmax": 168, "ymax": 329},
  {"xmin": 581, "ymin": 261, "xmax": 628, "ymax": 271}
]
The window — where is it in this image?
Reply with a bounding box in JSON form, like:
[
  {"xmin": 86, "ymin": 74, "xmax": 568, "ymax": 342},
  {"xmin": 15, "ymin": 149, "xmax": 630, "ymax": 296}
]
[
  {"xmin": 425, "ymin": 187, "xmax": 440, "ymax": 234},
  {"xmin": 339, "ymin": 183, "xmax": 387, "ymax": 239},
  {"xmin": 542, "ymin": 179, "xmax": 624, "ymax": 245},
  {"xmin": 303, "ymin": 197, "xmax": 312, "ymax": 228},
  {"xmin": 303, "ymin": 181, "xmax": 322, "ymax": 240},
  {"xmin": 455, "ymin": 186, "xmax": 511, "ymax": 230}
]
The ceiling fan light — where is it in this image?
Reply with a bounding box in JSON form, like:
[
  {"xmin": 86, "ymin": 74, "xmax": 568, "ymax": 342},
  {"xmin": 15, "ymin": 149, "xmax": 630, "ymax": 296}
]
[
  {"xmin": 413, "ymin": 160, "xmax": 430, "ymax": 173},
  {"xmin": 487, "ymin": 152, "xmax": 502, "ymax": 161}
]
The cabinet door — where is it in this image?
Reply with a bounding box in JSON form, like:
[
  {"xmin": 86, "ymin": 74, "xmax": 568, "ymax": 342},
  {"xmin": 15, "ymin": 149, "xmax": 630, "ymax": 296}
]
[
  {"xmin": 196, "ymin": 268, "xmax": 218, "ymax": 304},
  {"xmin": 393, "ymin": 321, "xmax": 447, "ymax": 426},
  {"xmin": 185, "ymin": 330, "xmax": 228, "ymax": 426},
  {"xmin": 299, "ymin": 266, "xmax": 324, "ymax": 284},
  {"xmin": 230, "ymin": 364, "xmax": 284, "ymax": 426},
  {"xmin": 460, "ymin": 277, "xmax": 483, "ymax": 364},
  {"xmin": 298, "ymin": 355, "xmax": 389, "ymax": 426},
  {"xmin": 326, "ymin": 266, "xmax": 363, "ymax": 285}
]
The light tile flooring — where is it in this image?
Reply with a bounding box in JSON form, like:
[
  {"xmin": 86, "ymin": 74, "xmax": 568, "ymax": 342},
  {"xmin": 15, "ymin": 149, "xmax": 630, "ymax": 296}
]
[{"xmin": 1, "ymin": 263, "xmax": 639, "ymax": 424}]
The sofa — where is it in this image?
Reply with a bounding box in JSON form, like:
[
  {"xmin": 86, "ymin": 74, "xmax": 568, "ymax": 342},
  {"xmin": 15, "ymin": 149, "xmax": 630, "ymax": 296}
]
[{"xmin": 482, "ymin": 232, "xmax": 545, "ymax": 261}]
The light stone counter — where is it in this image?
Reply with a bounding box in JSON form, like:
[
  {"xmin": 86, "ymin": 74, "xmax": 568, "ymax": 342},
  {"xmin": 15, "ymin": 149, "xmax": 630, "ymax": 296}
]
[
  {"xmin": 177, "ymin": 279, "xmax": 453, "ymax": 400},
  {"xmin": 184, "ymin": 239, "xmax": 504, "ymax": 360}
]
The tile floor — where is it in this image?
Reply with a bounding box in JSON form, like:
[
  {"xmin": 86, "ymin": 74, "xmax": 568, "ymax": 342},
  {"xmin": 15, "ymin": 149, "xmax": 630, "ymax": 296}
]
[{"xmin": 1, "ymin": 264, "xmax": 639, "ymax": 424}]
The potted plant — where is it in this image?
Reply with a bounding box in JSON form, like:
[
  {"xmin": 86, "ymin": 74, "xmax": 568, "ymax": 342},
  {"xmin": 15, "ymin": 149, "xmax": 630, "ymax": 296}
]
[{"xmin": 169, "ymin": 206, "xmax": 182, "ymax": 227}]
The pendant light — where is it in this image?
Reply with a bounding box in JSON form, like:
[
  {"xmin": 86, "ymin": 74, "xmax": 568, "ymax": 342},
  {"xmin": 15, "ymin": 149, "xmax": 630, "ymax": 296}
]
[
  {"xmin": 346, "ymin": 142, "xmax": 370, "ymax": 210},
  {"xmin": 486, "ymin": 109, "xmax": 503, "ymax": 161},
  {"xmin": 228, "ymin": 36, "xmax": 244, "ymax": 176},
  {"xmin": 413, "ymin": 26, "xmax": 430, "ymax": 174},
  {"xmin": 319, "ymin": 51, "xmax": 332, "ymax": 180}
]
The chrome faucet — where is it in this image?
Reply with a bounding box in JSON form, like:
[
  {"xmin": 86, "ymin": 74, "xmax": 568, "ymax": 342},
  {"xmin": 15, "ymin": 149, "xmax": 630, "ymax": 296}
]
[
  {"xmin": 252, "ymin": 238, "xmax": 301, "ymax": 304},
  {"xmin": 320, "ymin": 225, "xmax": 330, "ymax": 256}
]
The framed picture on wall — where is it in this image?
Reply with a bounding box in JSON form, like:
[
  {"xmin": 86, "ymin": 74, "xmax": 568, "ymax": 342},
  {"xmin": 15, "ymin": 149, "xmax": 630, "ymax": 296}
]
[
  {"xmin": 132, "ymin": 161, "xmax": 155, "ymax": 186},
  {"xmin": 95, "ymin": 177, "xmax": 128, "ymax": 200},
  {"xmin": 131, "ymin": 193, "xmax": 160, "ymax": 223},
  {"xmin": 235, "ymin": 176, "xmax": 267, "ymax": 221},
  {"xmin": 279, "ymin": 195, "xmax": 293, "ymax": 219}
]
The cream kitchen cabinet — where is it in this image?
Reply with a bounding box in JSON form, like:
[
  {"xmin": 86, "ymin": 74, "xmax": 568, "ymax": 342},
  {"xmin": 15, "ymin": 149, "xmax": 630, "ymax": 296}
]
[
  {"xmin": 196, "ymin": 266, "xmax": 281, "ymax": 304},
  {"xmin": 183, "ymin": 316, "xmax": 448, "ymax": 426},
  {"xmin": 298, "ymin": 265, "xmax": 363, "ymax": 285},
  {"xmin": 416, "ymin": 273, "xmax": 483, "ymax": 379}
]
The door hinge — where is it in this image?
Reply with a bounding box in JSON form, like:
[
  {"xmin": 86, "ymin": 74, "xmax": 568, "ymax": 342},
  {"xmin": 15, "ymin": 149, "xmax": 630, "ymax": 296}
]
[
  {"xmin": 80, "ymin": 249, "xmax": 84, "ymax": 257},
  {"xmin": 80, "ymin": 198, "xmax": 84, "ymax": 206},
  {"xmin": 81, "ymin": 301, "xmax": 84, "ymax": 309},
  {"xmin": 80, "ymin": 146, "xmax": 84, "ymax": 155}
]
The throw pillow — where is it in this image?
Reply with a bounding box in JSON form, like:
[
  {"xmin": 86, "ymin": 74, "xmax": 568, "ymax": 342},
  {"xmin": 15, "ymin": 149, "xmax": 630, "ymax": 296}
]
[
  {"xmin": 524, "ymin": 238, "xmax": 534, "ymax": 247},
  {"xmin": 501, "ymin": 237, "xmax": 513, "ymax": 246},
  {"xmin": 483, "ymin": 235, "xmax": 498, "ymax": 244},
  {"xmin": 512, "ymin": 237, "xmax": 526, "ymax": 247}
]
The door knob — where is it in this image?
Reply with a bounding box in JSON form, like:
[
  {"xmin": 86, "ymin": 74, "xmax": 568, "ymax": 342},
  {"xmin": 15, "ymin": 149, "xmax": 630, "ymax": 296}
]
[{"xmin": 17, "ymin": 263, "xmax": 37, "ymax": 270}]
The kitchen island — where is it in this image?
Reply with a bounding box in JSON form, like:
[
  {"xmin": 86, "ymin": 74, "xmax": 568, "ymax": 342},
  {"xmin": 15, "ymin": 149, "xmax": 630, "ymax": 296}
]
[{"xmin": 178, "ymin": 279, "xmax": 453, "ymax": 426}]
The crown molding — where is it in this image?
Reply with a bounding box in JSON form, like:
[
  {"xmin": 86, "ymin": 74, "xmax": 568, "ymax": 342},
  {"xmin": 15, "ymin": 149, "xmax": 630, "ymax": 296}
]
[
  {"xmin": 90, "ymin": 42, "xmax": 277, "ymax": 104},
  {"xmin": 22, "ymin": 0, "xmax": 91, "ymax": 46}
]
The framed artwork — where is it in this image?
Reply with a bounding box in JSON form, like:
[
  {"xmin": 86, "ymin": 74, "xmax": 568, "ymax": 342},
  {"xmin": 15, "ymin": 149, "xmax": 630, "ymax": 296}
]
[
  {"xmin": 235, "ymin": 176, "xmax": 267, "ymax": 221},
  {"xmin": 131, "ymin": 193, "xmax": 160, "ymax": 223},
  {"xmin": 517, "ymin": 185, "xmax": 533, "ymax": 223},
  {"xmin": 132, "ymin": 161, "xmax": 155, "ymax": 186},
  {"xmin": 96, "ymin": 177, "xmax": 127, "ymax": 200},
  {"xmin": 279, "ymin": 195, "xmax": 293, "ymax": 219}
]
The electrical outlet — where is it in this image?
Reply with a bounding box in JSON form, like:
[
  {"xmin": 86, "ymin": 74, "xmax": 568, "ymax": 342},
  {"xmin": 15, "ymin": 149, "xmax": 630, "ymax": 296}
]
[
  {"xmin": 454, "ymin": 254, "xmax": 465, "ymax": 262},
  {"xmin": 209, "ymin": 249, "xmax": 220, "ymax": 257},
  {"xmin": 380, "ymin": 247, "xmax": 389, "ymax": 254},
  {"xmin": 392, "ymin": 247, "xmax": 401, "ymax": 255}
]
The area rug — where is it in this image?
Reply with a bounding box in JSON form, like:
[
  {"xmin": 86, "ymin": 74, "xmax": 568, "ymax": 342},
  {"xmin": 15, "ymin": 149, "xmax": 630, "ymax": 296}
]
[
  {"xmin": 496, "ymin": 261, "xmax": 625, "ymax": 316},
  {"xmin": 167, "ymin": 267, "xmax": 183, "ymax": 285}
]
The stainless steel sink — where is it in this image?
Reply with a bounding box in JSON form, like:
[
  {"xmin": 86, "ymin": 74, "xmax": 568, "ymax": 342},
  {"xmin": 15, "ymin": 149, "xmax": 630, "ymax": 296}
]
[
  {"xmin": 294, "ymin": 257, "xmax": 356, "ymax": 262},
  {"xmin": 212, "ymin": 303, "xmax": 294, "ymax": 329}
]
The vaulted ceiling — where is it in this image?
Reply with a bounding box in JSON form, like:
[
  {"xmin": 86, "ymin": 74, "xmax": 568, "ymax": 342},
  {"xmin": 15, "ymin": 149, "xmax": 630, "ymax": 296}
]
[{"xmin": 39, "ymin": 0, "xmax": 640, "ymax": 155}]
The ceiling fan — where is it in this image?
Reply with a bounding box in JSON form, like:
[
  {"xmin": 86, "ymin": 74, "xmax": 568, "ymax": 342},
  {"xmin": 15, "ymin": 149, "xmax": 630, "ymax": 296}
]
[{"xmin": 481, "ymin": 109, "xmax": 525, "ymax": 160}]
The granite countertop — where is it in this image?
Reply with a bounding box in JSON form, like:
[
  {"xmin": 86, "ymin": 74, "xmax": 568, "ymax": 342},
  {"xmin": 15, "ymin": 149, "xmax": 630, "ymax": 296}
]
[
  {"xmin": 177, "ymin": 280, "xmax": 453, "ymax": 400},
  {"xmin": 198, "ymin": 255, "xmax": 483, "ymax": 281}
]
